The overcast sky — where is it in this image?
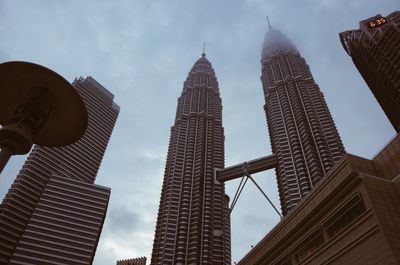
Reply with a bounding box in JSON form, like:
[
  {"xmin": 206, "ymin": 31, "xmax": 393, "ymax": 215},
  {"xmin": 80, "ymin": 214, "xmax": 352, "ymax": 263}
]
[{"xmin": 0, "ymin": 1, "xmax": 398, "ymax": 264}]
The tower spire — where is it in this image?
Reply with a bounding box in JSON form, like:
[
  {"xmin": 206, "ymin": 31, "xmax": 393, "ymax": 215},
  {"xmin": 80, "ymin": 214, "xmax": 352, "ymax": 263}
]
[
  {"xmin": 202, "ymin": 42, "xmax": 206, "ymax": 57},
  {"xmin": 266, "ymin": 15, "xmax": 271, "ymax": 29}
]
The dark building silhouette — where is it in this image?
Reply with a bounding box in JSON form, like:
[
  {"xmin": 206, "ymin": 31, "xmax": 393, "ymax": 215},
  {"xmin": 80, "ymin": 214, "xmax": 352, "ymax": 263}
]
[
  {"xmin": 0, "ymin": 76, "xmax": 119, "ymax": 264},
  {"xmin": 261, "ymin": 26, "xmax": 345, "ymax": 215},
  {"xmin": 340, "ymin": 11, "xmax": 400, "ymax": 132},
  {"xmin": 117, "ymin": 257, "xmax": 147, "ymax": 265},
  {"xmin": 150, "ymin": 53, "xmax": 231, "ymax": 265}
]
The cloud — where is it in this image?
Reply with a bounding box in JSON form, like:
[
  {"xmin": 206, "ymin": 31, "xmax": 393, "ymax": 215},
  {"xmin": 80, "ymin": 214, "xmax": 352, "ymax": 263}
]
[{"xmin": 106, "ymin": 205, "xmax": 141, "ymax": 236}]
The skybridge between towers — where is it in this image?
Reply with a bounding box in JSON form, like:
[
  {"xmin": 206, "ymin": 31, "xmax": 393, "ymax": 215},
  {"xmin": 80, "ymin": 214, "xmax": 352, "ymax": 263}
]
[{"xmin": 215, "ymin": 154, "xmax": 282, "ymax": 218}]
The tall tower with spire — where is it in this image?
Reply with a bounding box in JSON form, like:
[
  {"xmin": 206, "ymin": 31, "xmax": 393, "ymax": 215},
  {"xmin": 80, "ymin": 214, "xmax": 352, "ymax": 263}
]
[
  {"xmin": 261, "ymin": 26, "xmax": 345, "ymax": 215},
  {"xmin": 150, "ymin": 52, "xmax": 231, "ymax": 265}
]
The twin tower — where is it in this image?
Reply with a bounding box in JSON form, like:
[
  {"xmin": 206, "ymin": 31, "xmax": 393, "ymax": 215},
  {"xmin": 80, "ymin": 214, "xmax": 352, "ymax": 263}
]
[{"xmin": 150, "ymin": 26, "xmax": 345, "ymax": 264}]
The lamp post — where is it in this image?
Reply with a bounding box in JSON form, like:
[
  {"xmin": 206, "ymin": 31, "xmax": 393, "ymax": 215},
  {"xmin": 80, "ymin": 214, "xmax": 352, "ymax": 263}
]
[{"xmin": 0, "ymin": 61, "xmax": 88, "ymax": 174}]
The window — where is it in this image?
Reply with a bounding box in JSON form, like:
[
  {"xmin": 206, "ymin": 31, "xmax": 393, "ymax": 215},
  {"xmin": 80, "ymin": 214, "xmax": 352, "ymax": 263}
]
[
  {"xmin": 294, "ymin": 231, "xmax": 324, "ymax": 263},
  {"xmin": 275, "ymin": 256, "xmax": 292, "ymax": 265},
  {"xmin": 325, "ymin": 194, "xmax": 366, "ymax": 238}
]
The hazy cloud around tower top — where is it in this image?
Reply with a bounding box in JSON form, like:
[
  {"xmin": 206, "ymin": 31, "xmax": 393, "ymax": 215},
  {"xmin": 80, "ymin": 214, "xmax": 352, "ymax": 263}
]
[{"xmin": 261, "ymin": 28, "xmax": 298, "ymax": 61}]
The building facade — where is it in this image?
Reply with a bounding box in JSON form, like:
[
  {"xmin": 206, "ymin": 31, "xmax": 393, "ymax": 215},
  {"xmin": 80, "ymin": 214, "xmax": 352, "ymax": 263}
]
[
  {"xmin": 150, "ymin": 53, "xmax": 231, "ymax": 265},
  {"xmin": 261, "ymin": 27, "xmax": 345, "ymax": 215},
  {"xmin": 340, "ymin": 11, "xmax": 400, "ymax": 132},
  {"xmin": 117, "ymin": 257, "xmax": 147, "ymax": 265},
  {"xmin": 0, "ymin": 76, "xmax": 119, "ymax": 264},
  {"xmin": 237, "ymin": 134, "xmax": 400, "ymax": 265}
]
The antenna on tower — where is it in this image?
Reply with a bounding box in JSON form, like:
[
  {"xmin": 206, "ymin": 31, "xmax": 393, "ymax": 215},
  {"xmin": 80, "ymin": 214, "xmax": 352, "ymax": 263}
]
[
  {"xmin": 202, "ymin": 42, "xmax": 206, "ymax": 57},
  {"xmin": 266, "ymin": 15, "xmax": 271, "ymax": 29}
]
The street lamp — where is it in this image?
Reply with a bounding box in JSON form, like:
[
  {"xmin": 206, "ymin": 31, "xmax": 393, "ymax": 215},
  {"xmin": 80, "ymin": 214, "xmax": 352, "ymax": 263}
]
[{"xmin": 0, "ymin": 61, "xmax": 88, "ymax": 174}]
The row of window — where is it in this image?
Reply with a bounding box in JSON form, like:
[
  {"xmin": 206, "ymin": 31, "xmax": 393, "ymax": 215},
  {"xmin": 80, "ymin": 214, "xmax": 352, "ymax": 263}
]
[{"xmin": 274, "ymin": 193, "xmax": 367, "ymax": 265}]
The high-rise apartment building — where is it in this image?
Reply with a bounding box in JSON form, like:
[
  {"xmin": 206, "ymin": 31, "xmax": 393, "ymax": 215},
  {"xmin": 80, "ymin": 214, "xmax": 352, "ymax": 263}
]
[
  {"xmin": 340, "ymin": 11, "xmax": 400, "ymax": 132},
  {"xmin": 0, "ymin": 76, "xmax": 119, "ymax": 264},
  {"xmin": 150, "ymin": 53, "xmax": 231, "ymax": 265},
  {"xmin": 261, "ymin": 27, "xmax": 345, "ymax": 215}
]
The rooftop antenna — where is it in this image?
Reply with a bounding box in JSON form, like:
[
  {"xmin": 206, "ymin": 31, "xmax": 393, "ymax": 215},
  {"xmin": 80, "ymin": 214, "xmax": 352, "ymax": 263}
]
[
  {"xmin": 266, "ymin": 15, "xmax": 272, "ymax": 29},
  {"xmin": 202, "ymin": 42, "xmax": 206, "ymax": 57}
]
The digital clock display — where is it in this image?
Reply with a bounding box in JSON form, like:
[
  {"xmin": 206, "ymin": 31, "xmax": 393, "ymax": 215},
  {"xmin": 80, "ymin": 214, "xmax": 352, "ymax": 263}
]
[{"xmin": 367, "ymin": 17, "xmax": 387, "ymax": 28}]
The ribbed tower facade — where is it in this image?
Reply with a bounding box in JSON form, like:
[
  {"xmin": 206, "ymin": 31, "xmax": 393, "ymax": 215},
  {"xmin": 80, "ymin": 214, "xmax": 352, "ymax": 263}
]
[
  {"xmin": 117, "ymin": 257, "xmax": 147, "ymax": 265},
  {"xmin": 261, "ymin": 27, "xmax": 345, "ymax": 215},
  {"xmin": 0, "ymin": 76, "xmax": 119, "ymax": 264},
  {"xmin": 151, "ymin": 53, "xmax": 231, "ymax": 265},
  {"xmin": 340, "ymin": 11, "xmax": 400, "ymax": 132}
]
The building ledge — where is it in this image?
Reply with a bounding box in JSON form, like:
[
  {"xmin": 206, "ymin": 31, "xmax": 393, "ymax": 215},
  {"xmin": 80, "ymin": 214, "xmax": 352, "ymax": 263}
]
[{"xmin": 238, "ymin": 133, "xmax": 400, "ymax": 265}]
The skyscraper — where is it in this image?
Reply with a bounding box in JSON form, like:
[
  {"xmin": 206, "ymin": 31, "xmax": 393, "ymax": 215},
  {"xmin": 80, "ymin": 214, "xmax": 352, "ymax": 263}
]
[
  {"xmin": 150, "ymin": 53, "xmax": 231, "ymax": 265},
  {"xmin": 117, "ymin": 257, "xmax": 147, "ymax": 265},
  {"xmin": 339, "ymin": 11, "xmax": 400, "ymax": 132},
  {"xmin": 261, "ymin": 26, "xmax": 345, "ymax": 215},
  {"xmin": 0, "ymin": 76, "xmax": 119, "ymax": 264}
]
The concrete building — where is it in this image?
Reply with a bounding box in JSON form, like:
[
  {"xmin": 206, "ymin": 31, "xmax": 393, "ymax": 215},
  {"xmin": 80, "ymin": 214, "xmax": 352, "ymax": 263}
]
[
  {"xmin": 261, "ymin": 26, "xmax": 345, "ymax": 215},
  {"xmin": 150, "ymin": 53, "xmax": 231, "ymax": 265},
  {"xmin": 237, "ymin": 133, "xmax": 400, "ymax": 265},
  {"xmin": 340, "ymin": 11, "xmax": 400, "ymax": 132},
  {"xmin": 0, "ymin": 76, "xmax": 119, "ymax": 264}
]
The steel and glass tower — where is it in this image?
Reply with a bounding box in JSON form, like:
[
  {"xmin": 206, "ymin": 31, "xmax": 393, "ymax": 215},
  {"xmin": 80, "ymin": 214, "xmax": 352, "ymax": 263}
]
[
  {"xmin": 340, "ymin": 11, "xmax": 400, "ymax": 132},
  {"xmin": 151, "ymin": 53, "xmax": 231, "ymax": 265},
  {"xmin": 0, "ymin": 76, "xmax": 119, "ymax": 264},
  {"xmin": 261, "ymin": 26, "xmax": 345, "ymax": 215}
]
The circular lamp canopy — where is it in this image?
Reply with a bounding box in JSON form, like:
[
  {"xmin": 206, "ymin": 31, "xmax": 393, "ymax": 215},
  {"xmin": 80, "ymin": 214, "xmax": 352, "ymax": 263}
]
[{"xmin": 0, "ymin": 61, "xmax": 88, "ymax": 147}]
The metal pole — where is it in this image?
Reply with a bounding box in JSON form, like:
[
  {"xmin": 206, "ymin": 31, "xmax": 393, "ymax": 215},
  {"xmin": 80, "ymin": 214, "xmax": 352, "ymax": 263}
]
[
  {"xmin": 230, "ymin": 177, "xmax": 249, "ymax": 214},
  {"xmin": 0, "ymin": 146, "xmax": 13, "ymax": 174},
  {"xmin": 231, "ymin": 176, "xmax": 246, "ymax": 208},
  {"xmin": 247, "ymin": 173, "xmax": 283, "ymax": 219}
]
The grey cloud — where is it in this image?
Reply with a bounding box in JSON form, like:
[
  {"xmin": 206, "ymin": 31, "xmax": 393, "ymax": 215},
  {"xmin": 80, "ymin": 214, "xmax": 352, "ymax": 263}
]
[{"xmin": 106, "ymin": 205, "xmax": 140, "ymax": 236}]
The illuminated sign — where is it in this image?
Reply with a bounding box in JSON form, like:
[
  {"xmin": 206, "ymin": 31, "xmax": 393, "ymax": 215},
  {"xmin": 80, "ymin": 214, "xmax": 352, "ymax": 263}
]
[{"xmin": 367, "ymin": 17, "xmax": 387, "ymax": 29}]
